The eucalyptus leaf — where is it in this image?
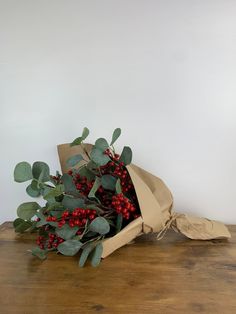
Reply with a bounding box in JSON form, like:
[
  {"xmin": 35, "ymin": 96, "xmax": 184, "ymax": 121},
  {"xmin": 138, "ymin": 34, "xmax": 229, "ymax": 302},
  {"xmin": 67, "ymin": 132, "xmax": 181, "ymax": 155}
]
[
  {"xmin": 110, "ymin": 128, "xmax": 121, "ymax": 145},
  {"xmin": 17, "ymin": 202, "xmax": 40, "ymax": 220},
  {"xmin": 119, "ymin": 146, "xmax": 132, "ymax": 165},
  {"xmin": 90, "ymin": 148, "xmax": 110, "ymax": 166},
  {"xmin": 90, "ymin": 243, "xmax": 103, "ymax": 267},
  {"xmin": 78, "ymin": 166, "xmax": 95, "ymax": 181},
  {"xmin": 26, "ymin": 184, "xmax": 41, "ymax": 197},
  {"xmin": 82, "ymin": 127, "xmax": 89, "ymax": 140},
  {"xmin": 88, "ymin": 177, "xmax": 101, "ymax": 199},
  {"xmin": 14, "ymin": 162, "xmax": 32, "ymax": 183},
  {"xmin": 88, "ymin": 217, "xmax": 110, "ymax": 235},
  {"xmin": 62, "ymin": 195, "xmax": 85, "ymax": 210},
  {"xmin": 43, "ymin": 184, "xmax": 64, "ymax": 200},
  {"xmin": 66, "ymin": 154, "xmax": 84, "ymax": 167},
  {"xmin": 32, "ymin": 161, "xmax": 50, "ymax": 182},
  {"xmin": 79, "ymin": 243, "xmax": 94, "ymax": 267},
  {"xmin": 30, "ymin": 247, "xmax": 47, "ymax": 260},
  {"xmin": 13, "ymin": 218, "xmax": 32, "ymax": 233},
  {"xmin": 115, "ymin": 178, "xmax": 122, "ymax": 194},
  {"xmin": 95, "ymin": 138, "xmax": 109, "ymax": 151},
  {"xmin": 70, "ymin": 127, "xmax": 90, "ymax": 146},
  {"xmin": 56, "ymin": 224, "xmax": 79, "ymax": 240},
  {"xmin": 57, "ymin": 239, "xmax": 83, "ymax": 256},
  {"xmin": 116, "ymin": 213, "xmax": 123, "ymax": 233},
  {"xmin": 61, "ymin": 173, "xmax": 76, "ymax": 193},
  {"xmin": 101, "ymin": 174, "xmax": 117, "ymax": 191}
]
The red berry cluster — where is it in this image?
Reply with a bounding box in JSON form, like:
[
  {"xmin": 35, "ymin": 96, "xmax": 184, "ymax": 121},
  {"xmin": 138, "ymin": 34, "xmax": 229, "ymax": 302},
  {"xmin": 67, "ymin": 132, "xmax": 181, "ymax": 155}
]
[
  {"xmin": 111, "ymin": 193, "xmax": 140, "ymax": 220},
  {"xmin": 36, "ymin": 234, "xmax": 64, "ymax": 250}
]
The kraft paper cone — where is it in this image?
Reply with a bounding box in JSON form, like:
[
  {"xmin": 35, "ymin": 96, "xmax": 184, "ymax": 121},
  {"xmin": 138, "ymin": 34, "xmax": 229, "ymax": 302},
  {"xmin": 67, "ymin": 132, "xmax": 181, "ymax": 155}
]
[{"xmin": 57, "ymin": 143, "xmax": 231, "ymax": 258}]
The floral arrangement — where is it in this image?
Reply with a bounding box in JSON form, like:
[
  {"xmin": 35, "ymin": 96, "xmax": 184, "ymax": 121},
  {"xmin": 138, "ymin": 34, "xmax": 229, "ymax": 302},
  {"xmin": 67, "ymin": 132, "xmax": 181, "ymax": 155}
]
[{"xmin": 13, "ymin": 128, "xmax": 141, "ymax": 266}]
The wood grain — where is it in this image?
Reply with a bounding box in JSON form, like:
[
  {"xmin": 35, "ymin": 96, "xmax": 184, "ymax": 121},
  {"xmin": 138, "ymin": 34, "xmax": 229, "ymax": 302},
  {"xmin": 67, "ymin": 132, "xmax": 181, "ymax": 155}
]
[{"xmin": 0, "ymin": 222, "xmax": 235, "ymax": 314}]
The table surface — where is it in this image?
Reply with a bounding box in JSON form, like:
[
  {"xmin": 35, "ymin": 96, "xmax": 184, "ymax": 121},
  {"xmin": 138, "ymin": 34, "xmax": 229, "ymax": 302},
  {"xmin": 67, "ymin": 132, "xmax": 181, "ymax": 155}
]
[{"xmin": 0, "ymin": 222, "xmax": 235, "ymax": 314}]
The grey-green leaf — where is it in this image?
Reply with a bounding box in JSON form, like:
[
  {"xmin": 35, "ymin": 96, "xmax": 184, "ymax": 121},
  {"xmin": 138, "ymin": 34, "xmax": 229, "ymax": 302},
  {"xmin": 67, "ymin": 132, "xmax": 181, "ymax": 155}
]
[
  {"xmin": 88, "ymin": 217, "xmax": 110, "ymax": 235},
  {"xmin": 90, "ymin": 148, "xmax": 110, "ymax": 166},
  {"xmin": 119, "ymin": 146, "xmax": 132, "ymax": 165},
  {"xmin": 88, "ymin": 177, "xmax": 101, "ymax": 199},
  {"xmin": 32, "ymin": 162, "xmax": 50, "ymax": 182},
  {"xmin": 110, "ymin": 128, "xmax": 121, "ymax": 145},
  {"xmin": 57, "ymin": 239, "xmax": 83, "ymax": 256},
  {"xmin": 90, "ymin": 243, "xmax": 103, "ymax": 267},
  {"xmin": 14, "ymin": 162, "xmax": 32, "ymax": 183},
  {"xmin": 82, "ymin": 127, "xmax": 89, "ymax": 140},
  {"xmin": 101, "ymin": 174, "xmax": 117, "ymax": 191},
  {"xmin": 26, "ymin": 183, "xmax": 41, "ymax": 197},
  {"xmin": 17, "ymin": 202, "xmax": 40, "ymax": 220},
  {"xmin": 61, "ymin": 173, "xmax": 76, "ymax": 193},
  {"xmin": 95, "ymin": 138, "xmax": 109, "ymax": 151},
  {"xmin": 79, "ymin": 243, "xmax": 94, "ymax": 267},
  {"xmin": 30, "ymin": 247, "xmax": 47, "ymax": 260},
  {"xmin": 66, "ymin": 154, "xmax": 84, "ymax": 167},
  {"xmin": 62, "ymin": 195, "xmax": 85, "ymax": 210},
  {"xmin": 115, "ymin": 178, "xmax": 122, "ymax": 194},
  {"xmin": 55, "ymin": 224, "xmax": 79, "ymax": 240},
  {"xmin": 43, "ymin": 184, "xmax": 64, "ymax": 200},
  {"xmin": 13, "ymin": 218, "xmax": 32, "ymax": 233}
]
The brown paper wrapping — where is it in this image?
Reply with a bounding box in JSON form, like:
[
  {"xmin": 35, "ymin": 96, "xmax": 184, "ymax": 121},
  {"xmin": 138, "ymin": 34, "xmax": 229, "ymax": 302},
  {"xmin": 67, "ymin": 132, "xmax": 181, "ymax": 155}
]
[{"xmin": 57, "ymin": 143, "xmax": 231, "ymax": 258}]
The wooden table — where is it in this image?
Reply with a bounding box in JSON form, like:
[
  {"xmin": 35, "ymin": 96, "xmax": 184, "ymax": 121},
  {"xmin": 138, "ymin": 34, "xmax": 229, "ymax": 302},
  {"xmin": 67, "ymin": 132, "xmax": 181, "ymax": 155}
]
[{"xmin": 0, "ymin": 222, "xmax": 235, "ymax": 314}]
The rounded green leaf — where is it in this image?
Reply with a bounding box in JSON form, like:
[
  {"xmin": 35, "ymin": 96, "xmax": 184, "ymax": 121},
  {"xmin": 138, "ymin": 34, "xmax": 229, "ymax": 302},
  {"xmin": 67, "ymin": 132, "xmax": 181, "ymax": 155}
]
[
  {"xmin": 62, "ymin": 195, "xmax": 85, "ymax": 210},
  {"xmin": 95, "ymin": 138, "xmax": 109, "ymax": 151},
  {"xmin": 119, "ymin": 146, "xmax": 132, "ymax": 165},
  {"xmin": 79, "ymin": 243, "xmax": 94, "ymax": 267},
  {"xmin": 13, "ymin": 218, "xmax": 32, "ymax": 233},
  {"xmin": 90, "ymin": 243, "xmax": 103, "ymax": 267},
  {"xmin": 66, "ymin": 154, "xmax": 84, "ymax": 167},
  {"xmin": 55, "ymin": 225, "xmax": 79, "ymax": 240},
  {"xmin": 90, "ymin": 148, "xmax": 110, "ymax": 166},
  {"xmin": 110, "ymin": 128, "xmax": 121, "ymax": 145},
  {"xmin": 32, "ymin": 161, "xmax": 50, "ymax": 182},
  {"xmin": 88, "ymin": 217, "xmax": 110, "ymax": 235},
  {"xmin": 17, "ymin": 202, "xmax": 40, "ymax": 220},
  {"xmin": 26, "ymin": 182, "xmax": 41, "ymax": 197},
  {"xmin": 57, "ymin": 239, "xmax": 83, "ymax": 256},
  {"xmin": 61, "ymin": 173, "xmax": 76, "ymax": 193},
  {"xmin": 101, "ymin": 174, "xmax": 117, "ymax": 191},
  {"xmin": 14, "ymin": 162, "xmax": 32, "ymax": 183},
  {"xmin": 82, "ymin": 127, "xmax": 89, "ymax": 140},
  {"xmin": 30, "ymin": 247, "xmax": 47, "ymax": 260}
]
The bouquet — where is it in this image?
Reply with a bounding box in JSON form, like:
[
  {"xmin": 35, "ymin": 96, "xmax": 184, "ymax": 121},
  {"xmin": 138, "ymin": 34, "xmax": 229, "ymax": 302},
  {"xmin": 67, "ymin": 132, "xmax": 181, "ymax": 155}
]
[{"xmin": 13, "ymin": 128, "xmax": 231, "ymax": 267}]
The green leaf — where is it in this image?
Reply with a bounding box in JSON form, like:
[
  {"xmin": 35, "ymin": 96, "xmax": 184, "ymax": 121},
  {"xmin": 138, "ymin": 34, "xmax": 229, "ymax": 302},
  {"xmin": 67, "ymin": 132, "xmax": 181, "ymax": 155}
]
[
  {"xmin": 116, "ymin": 213, "xmax": 123, "ymax": 233},
  {"xmin": 61, "ymin": 173, "xmax": 76, "ymax": 193},
  {"xmin": 17, "ymin": 202, "xmax": 40, "ymax": 220},
  {"xmin": 79, "ymin": 243, "xmax": 94, "ymax": 267},
  {"xmin": 66, "ymin": 154, "xmax": 84, "ymax": 168},
  {"xmin": 14, "ymin": 162, "xmax": 32, "ymax": 183},
  {"xmin": 119, "ymin": 146, "xmax": 132, "ymax": 165},
  {"xmin": 88, "ymin": 217, "xmax": 110, "ymax": 235},
  {"xmin": 88, "ymin": 177, "xmax": 101, "ymax": 199},
  {"xmin": 13, "ymin": 218, "xmax": 32, "ymax": 233},
  {"xmin": 26, "ymin": 182, "xmax": 41, "ymax": 197},
  {"xmin": 62, "ymin": 195, "xmax": 85, "ymax": 210},
  {"xmin": 95, "ymin": 138, "xmax": 109, "ymax": 151},
  {"xmin": 30, "ymin": 247, "xmax": 47, "ymax": 260},
  {"xmin": 43, "ymin": 184, "xmax": 64, "ymax": 200},
  {"xmin": 115, "ymin": 178, "xmax": 122, "ymax": 194},
  {"xmin": 101, "ymin": 174, "xmax": 117, "ymax": 191},
  {"xmin": 78, "ymin": 166, "xmax": 95, "ymax": 181},
  {"xmin": 70, "ymin": 127, "xmax": 90, "ymax": 146},
  {"xmin": 32, "ymin": 162, "xmax": 50, "ymax": 182},
  {"xmin": 57, "ymin": 239, "xmax": 83, "ymax": 256},
  {"xmin": 90, "ymin": 148, "xmax": 110, "ymax": 166},
  {"xmin": 90, "ymin": 243, "xmax": 103, "ymax": 267},
  {"xmin": 110, "ymin": 128, "xmax": 121, "ymax": 145},
  {"xmin": 55, "ymin": 224, "xmax": 79, "ymax": 240},
  {"xmin": 82, "ymin": 127, "xmax": 90, "ymax": 140}
]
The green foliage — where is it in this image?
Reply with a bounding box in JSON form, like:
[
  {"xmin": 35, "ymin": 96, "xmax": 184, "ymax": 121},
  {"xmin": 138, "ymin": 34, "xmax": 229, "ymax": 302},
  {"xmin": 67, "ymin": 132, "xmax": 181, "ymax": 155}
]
[
  {"xmin": 66, "ymin": 154, "xmax": 84, "ymax": 167},
  {"xmin": 70, "ymin": 127, "xmax": 90, "ymax": 146},
  {"xmin": 90, "ymin": 148, "xmax": 110, "ymax": 166},
  {"xmin": 90, "ymin": 243, "xmax": 103, "ymax": 267},
  {"xmin": 17, "ymin": 202, "xmax": 40, "ymax": 220},
  {"xmin": 32, "ymin": 161, "xmax": 50, "ymax": 182},
  {"xmin": 95, "ymin": 138, "xmax": 109, "ymax": 151},
  {"xmin": 119, "ymin": 146, "xmax": 132, "ymax": 165},
  {"xmin": 55, "ymin": 224, "xmax": 79, "ymax": 240},
  {"xmin": 101, "ymin": 174, "xmax": 117, "ymax": 191},
  {"xmin": 116, "ymin": 213, "xmax": 123, "ymax": 233},
  {"xmin": 78, "ymin": 166, "xmax": 95, "ymax": 181},
  {"xmin": 57, "ymin": 239, "xmax": 83, "ymax": 256},
  {"xmin": 62, "ymin": 195, "xmax": 85, "ymax": 210},
  {"xmin": 88, "ymin": 217, "xmax": 110, "ymax": 235},
  {"xmin": 79, "ymin": 243, "xmax": 94, "ymax": 267},
  {"xmin": 14, "ymin": 162, "xmax": 32, "ymax": 182},
  {"xmin": 30, "ymin": 247, "xmax": 47, "ymax": 260},
  {"xmin": 88, "ymin": 177, "xmax": 101, "ymax": 200},
  {"xmin": 61, "ymin": 173, "xmax": 76, "ymax": 193},
  {"xmin": 13, "ymin": 218, "xmax": 32, "ymax": 233},
  {"xmin": 26, "ymin": 181, "xmax": 41, "ymax": 197},
  {"xmin": 110, "ymin": 128, "xmax": 121, "ymax": 145},
  {"xmin": 115, "ymin": 178, "xmax": 122, "ymax": 194},
  {"xmin": 43, "ymin": 184, "xmax": 64, "ymax": 200}
]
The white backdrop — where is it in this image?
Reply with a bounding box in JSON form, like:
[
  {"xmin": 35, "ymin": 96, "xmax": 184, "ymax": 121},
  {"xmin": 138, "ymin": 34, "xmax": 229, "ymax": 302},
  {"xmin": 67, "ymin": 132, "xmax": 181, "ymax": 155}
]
[{"xmin": 0, "ymin": 0, "xmax": 236, "ymax": 224}]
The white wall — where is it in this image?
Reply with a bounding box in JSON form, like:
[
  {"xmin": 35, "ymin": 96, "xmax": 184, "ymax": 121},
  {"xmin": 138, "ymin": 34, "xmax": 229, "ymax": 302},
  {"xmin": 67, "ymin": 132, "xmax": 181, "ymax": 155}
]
[{"xmin": 0, "ymin": 0, "xmax": 236, "ymax": 224}]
